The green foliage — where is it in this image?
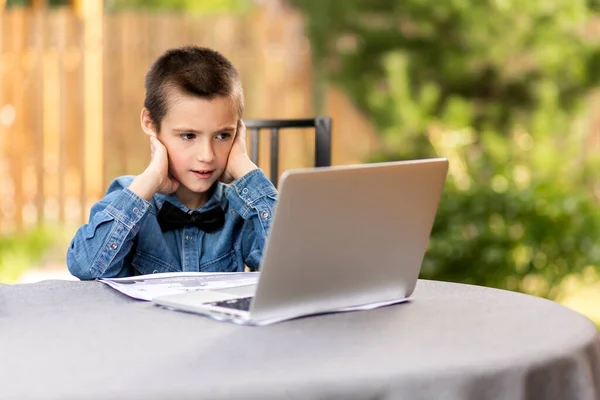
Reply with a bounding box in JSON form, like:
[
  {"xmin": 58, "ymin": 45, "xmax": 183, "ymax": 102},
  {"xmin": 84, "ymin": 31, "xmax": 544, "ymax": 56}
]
[
  {"xmin": 293, "ymin": 0, "xmax": 600, "ymax": 136},
  {"xmin": 293, "ymin": 0, "xmax": 600, "ymax": 298},
  {"xmin": 5, "ymin": 0, "xmax": 29, "ymax": 7},
  {"xmin": 427, "ymin": 129, "xmax": 600, "ymax": 299},
  {"xmin": 370, "ymin": 114, "xmax": 600, "ymax": 299},
  {"xmin": 104, "ymin": 0, "xmax": 251, "ymax": 14},
  {"xmin": 0, "ymin": 228, "xmax": 59, "ymax": 283}
]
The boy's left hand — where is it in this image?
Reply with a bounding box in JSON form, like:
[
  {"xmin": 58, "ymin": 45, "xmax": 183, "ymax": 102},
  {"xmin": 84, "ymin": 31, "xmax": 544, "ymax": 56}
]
[{"xmin": 221, "ymin": 120, "xmax": 258, "ymax": 184}]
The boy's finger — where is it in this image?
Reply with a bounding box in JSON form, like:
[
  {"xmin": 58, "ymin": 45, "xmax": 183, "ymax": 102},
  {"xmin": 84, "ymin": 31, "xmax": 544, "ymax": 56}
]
[
  {"xmin": 236, "ymin": 120, "xmax": 246, "ymax": 137},
  {"xmin": 235, "ymin": 125, "xmax": 246, "ymax": 144},
  {"xmin": 149, "ymin": 136, "xmax": 157, "ymax": 152},
  {"xmin": 150, "ymin": 135, "xmax": 165, "ymax": 151},
  {"xmin": 143, "ymin": 125, "xmax": 157, "ymax": 137}
]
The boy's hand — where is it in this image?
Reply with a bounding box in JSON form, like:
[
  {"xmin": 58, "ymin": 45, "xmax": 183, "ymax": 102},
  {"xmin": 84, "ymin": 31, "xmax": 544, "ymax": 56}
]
[
  {"xmin": 147, "ymin": 135, "xmax": 180, "ymax": 194},
  {"xmin": 129, "ymin": 135, "xmax": 180, "ymax": 200},
  {"xmin": 220, "ymin": 120, "xmax": 258, "ymax": 184}
]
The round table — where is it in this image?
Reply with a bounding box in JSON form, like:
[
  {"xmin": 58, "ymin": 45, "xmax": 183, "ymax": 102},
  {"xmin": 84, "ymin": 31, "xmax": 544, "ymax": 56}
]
[{"xmin": 1, "ymin": 279, "xmax": 598, "ymax": 400}]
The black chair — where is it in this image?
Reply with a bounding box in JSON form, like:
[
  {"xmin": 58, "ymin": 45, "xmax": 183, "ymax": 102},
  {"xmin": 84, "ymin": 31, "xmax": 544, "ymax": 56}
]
[{"xmin": 243, "ymin": 117, "xmax": 332, "ymax": 187}]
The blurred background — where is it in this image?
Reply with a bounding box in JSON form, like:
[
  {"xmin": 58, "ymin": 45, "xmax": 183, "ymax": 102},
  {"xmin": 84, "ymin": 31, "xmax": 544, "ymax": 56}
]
[{"xmin": 2, "ymin": 0, "xmax": 600, "ymax": 325}]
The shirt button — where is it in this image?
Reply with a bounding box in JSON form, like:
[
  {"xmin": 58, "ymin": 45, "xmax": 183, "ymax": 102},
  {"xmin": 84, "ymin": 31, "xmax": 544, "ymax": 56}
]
[
  {"xmin": 133, "ymin": 207, "xmax": 139, "ymax": 214},
  {"xmin": 261, "ymin": 211, "xmax": 269, "ymax": 219},
  {"xmin": 185, "ymin": 235, "xmax": 192, "ymax": 240},
  {"xmin": 153, "ymin": 270, "xmax": 159, "ymax": 274},
  {"xmin": 109, "ymin": 242, "xmax": 117, "ymax": 250},
  {"xmin": 242, "ymin": 188, "xmax": 249, "ymax": 194}
]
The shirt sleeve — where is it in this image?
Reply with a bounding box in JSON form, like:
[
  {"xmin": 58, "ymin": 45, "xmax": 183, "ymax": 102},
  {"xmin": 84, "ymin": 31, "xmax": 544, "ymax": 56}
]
[
  {"xmin": 225, "ymin": 169, "xmax": 278, "ymax": 270},
  {"xmin": 66, "ymin": 176, "xmax": 151, "ymax": 280}
]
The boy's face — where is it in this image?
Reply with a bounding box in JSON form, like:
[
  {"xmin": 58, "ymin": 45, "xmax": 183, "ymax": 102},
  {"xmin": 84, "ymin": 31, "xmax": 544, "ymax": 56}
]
[{"xmin": 154, "ymin": 89, "xmax": 238, "ymax": 196}]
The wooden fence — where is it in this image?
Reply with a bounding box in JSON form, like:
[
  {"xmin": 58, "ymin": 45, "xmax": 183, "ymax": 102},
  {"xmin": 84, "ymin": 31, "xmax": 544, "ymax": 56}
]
[{"xmin": 0, "ymin": 5, "xmax": 379, "ymax": 233}]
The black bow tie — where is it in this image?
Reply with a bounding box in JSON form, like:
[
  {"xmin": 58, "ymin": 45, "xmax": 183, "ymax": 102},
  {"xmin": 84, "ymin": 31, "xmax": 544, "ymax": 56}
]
[{"xmin": 157, "ymin": 201, "xmax": 225, "ymax": 233}]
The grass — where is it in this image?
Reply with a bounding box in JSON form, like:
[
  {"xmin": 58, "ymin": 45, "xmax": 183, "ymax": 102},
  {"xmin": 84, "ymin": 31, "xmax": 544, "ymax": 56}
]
[{"xmin": 0, "ymin": 226, "xmax": 65, "ymax": 283}]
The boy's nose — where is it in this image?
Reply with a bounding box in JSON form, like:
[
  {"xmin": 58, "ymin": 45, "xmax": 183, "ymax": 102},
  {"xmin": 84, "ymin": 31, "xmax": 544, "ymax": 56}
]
[{"xmin": 196, "ymin": 143, "xmax": 215, "ymax": 163}]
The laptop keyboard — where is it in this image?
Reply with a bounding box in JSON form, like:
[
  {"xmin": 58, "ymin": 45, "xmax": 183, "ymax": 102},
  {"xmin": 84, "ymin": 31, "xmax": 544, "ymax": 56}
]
[{"xmin": 207, "ymin": 296, "xmax": 253, "ymax": 311}]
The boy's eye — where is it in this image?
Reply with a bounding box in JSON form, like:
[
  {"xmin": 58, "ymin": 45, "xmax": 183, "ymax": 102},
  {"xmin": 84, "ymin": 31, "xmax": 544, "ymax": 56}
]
[
  {"xmin": 216, "ymin": 132, "xmax": 232, "ymax": 140},
  {"xmin": 180, "ymin": 133, "xmax": 196, "ymax": 140}
]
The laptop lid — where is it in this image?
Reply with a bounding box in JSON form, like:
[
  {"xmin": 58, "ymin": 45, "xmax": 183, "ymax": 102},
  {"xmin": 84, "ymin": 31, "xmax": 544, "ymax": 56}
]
[{"xmin": 249, "ymin": 158, "xmax": 449, "ymax": 322}]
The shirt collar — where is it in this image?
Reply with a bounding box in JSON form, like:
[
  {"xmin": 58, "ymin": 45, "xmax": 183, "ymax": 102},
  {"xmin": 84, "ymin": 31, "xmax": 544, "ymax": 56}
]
[{"xmin": 153, "ymin": 183, "xmax": 225, "ymax": 212}]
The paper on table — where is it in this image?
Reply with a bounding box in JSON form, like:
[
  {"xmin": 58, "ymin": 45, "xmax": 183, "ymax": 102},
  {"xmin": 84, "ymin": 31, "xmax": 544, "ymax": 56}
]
[
  {"xmin": 97, "ymin": 272, "xmax": 259, "ymax": 301},
  {"xmin": 154, "ymin": 296, "xmax": 411, "ymax": 326}
]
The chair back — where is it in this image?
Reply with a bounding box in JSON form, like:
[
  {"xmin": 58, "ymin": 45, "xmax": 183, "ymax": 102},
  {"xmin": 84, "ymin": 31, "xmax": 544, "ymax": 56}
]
[{"xmin": 243, "ymin": 117, "xmax": 332, "ymax": 187}]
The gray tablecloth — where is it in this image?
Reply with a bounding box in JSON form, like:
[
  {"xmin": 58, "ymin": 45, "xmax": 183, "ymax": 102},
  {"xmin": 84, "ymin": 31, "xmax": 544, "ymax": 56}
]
[{"xmin": 1, "ymin": 279, "xmax": 599, "ymax": 400}]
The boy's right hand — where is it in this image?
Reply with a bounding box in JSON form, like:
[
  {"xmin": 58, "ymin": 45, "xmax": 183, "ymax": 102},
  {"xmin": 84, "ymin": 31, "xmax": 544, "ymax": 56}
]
[
  {"xmin": 129, "ymin": 135, "xmax": 180, "ymax": 201},
  {"xmin": 146, "ymin": 135, "xmax": 180, "ymax": 194}
]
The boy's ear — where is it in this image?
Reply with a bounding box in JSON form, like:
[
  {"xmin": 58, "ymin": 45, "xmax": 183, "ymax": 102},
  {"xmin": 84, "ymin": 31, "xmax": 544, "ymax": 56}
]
[{"xmin": 140, "ymin": 108, "xmax": 157, "ymax": 137}]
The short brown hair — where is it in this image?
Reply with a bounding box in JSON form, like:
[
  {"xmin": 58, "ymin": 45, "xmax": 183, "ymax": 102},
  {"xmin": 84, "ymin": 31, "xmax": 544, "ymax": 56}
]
[{"xmin": 143, "ymin": 46, "xmax": 244, "ymax": 131}]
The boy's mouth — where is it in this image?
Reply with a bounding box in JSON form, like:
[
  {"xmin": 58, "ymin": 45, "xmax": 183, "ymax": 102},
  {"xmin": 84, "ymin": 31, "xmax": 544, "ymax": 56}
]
[{"xmin": 191, "ymin": 169, "xmax": 214, "ymax": 179}]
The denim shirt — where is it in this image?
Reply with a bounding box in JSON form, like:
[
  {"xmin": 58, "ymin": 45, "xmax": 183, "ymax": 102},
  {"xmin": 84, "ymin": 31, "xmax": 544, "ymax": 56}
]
[{"xmin": 67, "ymin": 169, "xmax": 277, "ymax": 280}]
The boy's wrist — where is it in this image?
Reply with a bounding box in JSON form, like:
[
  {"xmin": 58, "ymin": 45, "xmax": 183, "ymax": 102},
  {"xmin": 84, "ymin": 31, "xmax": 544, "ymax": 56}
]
[
  {"xmin": 231, "ymin": 159, "xmax": 258, "ymax": 181},
  {"xmin": 129, "ymin": 170, "xmax": 160, "ymax": 201}
]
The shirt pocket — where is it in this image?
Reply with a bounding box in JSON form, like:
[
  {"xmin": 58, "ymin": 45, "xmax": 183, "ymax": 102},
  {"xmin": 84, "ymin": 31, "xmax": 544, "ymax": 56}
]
[
  {"xmin": 132, "ymin": 250, "xmax": 180, "ymax": 275},
  {"xmin": 199, "ymin": 249, "xmax": 238, "ymax": 272}
]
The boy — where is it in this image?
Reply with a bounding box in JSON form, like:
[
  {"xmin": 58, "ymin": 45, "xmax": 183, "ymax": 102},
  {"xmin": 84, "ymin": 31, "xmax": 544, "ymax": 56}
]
[{"xmin": 67, "ymin": 46, "xmax": 277, "ymax": 280}]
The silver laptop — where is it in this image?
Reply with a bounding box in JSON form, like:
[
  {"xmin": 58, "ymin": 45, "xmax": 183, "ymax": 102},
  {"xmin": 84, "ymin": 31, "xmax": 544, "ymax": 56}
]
[{"xmin": 153, "ymin": 158, "xmax": 449, "ymax": 325}]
